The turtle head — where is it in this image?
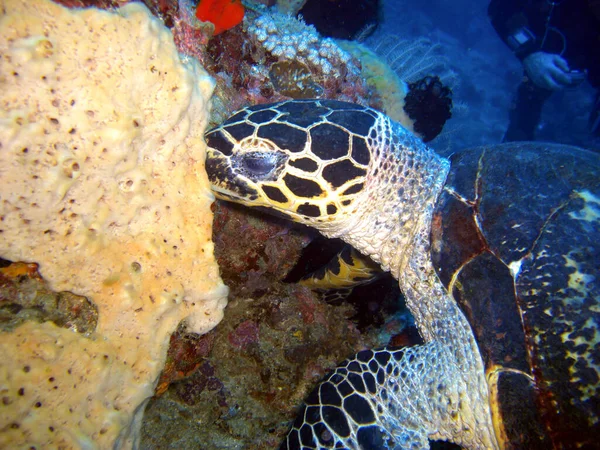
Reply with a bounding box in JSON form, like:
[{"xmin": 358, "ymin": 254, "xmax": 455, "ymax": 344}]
[{"xmin": 205, "ymin": 100, "xmax": 377, "ymax": 231}]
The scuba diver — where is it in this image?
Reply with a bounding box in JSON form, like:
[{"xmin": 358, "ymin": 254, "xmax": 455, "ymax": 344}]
[{"xmin": 488, "ymin": 0, "xmax": 600, "ymax": 141}]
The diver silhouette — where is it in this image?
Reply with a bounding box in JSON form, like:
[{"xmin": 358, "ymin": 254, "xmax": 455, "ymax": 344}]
[{"xmin": 488, "ymin": 0, "xmax": 600, "ymax": 141}]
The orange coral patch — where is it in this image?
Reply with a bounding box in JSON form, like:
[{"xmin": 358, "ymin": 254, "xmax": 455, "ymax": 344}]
[{"xmin": 196, "ymin": 0, "xmax": 245, "ymax": 35}]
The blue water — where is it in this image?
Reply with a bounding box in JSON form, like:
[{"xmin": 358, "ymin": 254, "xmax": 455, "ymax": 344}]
[{"xmin": 364, "ymin": 0, "xmax": 599, "ymax": 154}]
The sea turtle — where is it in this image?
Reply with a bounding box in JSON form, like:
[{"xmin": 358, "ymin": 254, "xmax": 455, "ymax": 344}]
[
  {"xmin": 293, "ymin": 244, "xmax": 384, "ymax": 304},
  {"xmin": 204, "ymin": 99, "xmax": 600, "ymax": 449}
]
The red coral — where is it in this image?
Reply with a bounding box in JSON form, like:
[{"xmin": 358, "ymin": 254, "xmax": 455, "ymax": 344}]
[{"xmin": 195, "ymin": 0, "xmax": 244, "ymax": 35}]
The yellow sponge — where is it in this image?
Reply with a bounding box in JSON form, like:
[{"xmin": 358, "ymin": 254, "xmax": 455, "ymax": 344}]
[{"xmin": 0, "ymin": 0, "xmax": 227, "ymax": 448}]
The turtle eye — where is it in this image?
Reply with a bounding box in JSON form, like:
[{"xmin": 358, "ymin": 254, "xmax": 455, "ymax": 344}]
[{"xmin": 240, "ymin": 153, "xmax": 277, "ymax": 176}]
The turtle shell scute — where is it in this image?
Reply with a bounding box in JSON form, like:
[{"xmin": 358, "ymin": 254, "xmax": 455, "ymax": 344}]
[
  {"xmin": 309, "ymin": 123, "xmax": 351, "ymax": 160},
  {"xmin": 223, "ymin": 121, "xmax": 255, "ymax": 141},
  {"xmin": 431, "ymin": 142, "xmax": 600, "ymax": 448},
  {"xmin": 322, "ymin": 160, "xmax": 367, "ymax": 189},
  {"xmin": 327, "ymin": 110, "xmax": 377, "ymax": 137},
  {"xmin": 247, "ymin": 109, "xmax": 279, "ymax": 125},
  {"xmin": 256, "ymin": 122, "xmax": 307, "ymax": 153}
]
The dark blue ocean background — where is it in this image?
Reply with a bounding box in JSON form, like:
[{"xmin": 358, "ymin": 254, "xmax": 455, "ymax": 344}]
[{"xmin": 364, "ymin": 0, "xmax": 599, "ymax": 155}]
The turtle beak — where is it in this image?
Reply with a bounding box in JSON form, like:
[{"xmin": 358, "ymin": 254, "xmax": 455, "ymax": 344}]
[{"xmin": 205, "ymin": 148, "xmax": 260, "ymax": 202}]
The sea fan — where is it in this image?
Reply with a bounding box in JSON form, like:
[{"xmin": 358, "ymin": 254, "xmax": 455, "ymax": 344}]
[{"xmin": 369, "ymin": 35, "xmax": 459, "ymax": 90}]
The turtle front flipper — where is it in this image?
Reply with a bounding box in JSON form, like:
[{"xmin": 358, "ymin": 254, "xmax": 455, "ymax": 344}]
[
  {"xmin": 282, "ymin": 343, "xmax": 466, "ymax": 450},
  {"xmin": 298, "ymin": 246, "xmax": 383, "ymax": 302}
]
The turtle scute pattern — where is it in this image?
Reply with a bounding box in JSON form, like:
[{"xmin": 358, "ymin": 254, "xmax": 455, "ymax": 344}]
[
  {"xmin": 205, "ymin": 99, "xmax": 377, "ymax": 222},
  {"xmin": 281, "ymin": 345, "xmax": 454, "ymax": 450},
  {"xmin": 432, "ymin": 143, "xmax": 600, "ymax": 447}
]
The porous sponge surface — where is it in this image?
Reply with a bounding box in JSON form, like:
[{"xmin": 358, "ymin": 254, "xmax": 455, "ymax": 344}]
[{"xmin": 0, "ymin": 0, "xmax": 228, "ymax": 448}]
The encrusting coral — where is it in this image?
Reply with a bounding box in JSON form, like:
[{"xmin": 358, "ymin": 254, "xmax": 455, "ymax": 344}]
[
  {"xmin": 247, "ymin": 11, "xmax": 358, "ymax": 76},
  {"xmin": 205, "ymin": 8, "xmax": 371, "ymax": 125},
  {"xmin": 0, "ymin": 0, "xmax": 227, "ymax": 448}
]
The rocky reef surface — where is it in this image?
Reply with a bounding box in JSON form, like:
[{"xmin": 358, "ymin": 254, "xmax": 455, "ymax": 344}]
[{"xmin": 141, "ymin": 200, "xmax": 410, "ymax": 448}]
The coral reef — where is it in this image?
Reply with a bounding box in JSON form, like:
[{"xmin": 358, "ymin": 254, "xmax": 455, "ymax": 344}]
[
  {"xmin": 141, "ymin": 200, "xmax": 412, "ymax": 448},
  {"xmin": 142, "ymin": 284, "xmax": 368, "ymax": 448},
  {"xmin": 148, "ymin": 0, "xmax": 217, "ymax": 59},
  {"xmin": 210, "ymin": 202, "xmax": 312, "ymax": 293},
  {"xmin": 0, "ymin": 0, "xmax": 226, "ymax": 448},
  {"xmin": 54, "ymin": 1, "xmax": 385, "ymax": 135},
  {"xmin": 0, "ymin": 262, "xmax": 98, "ymax": 334},
  {"xmin": 247, "ymin": 12, "xmax": 358, "ymax": 77},
  {"xmin": 269, "ymin": 60, "xmax": 324, "ymax": 98},
  {"xmin": 0, "ymin": 2, "xmax": 456, "ymax": 448},
  {"xmin": 205, "ymin": 9, "xmax": 372, "ymax": 126},
  {"xmin": 49, "ymin": 1, "xmax": 454, "ymax": 144},
  {"xmin": 97, "ymin": 1, "xmax": 372, "ymax": 126}
]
